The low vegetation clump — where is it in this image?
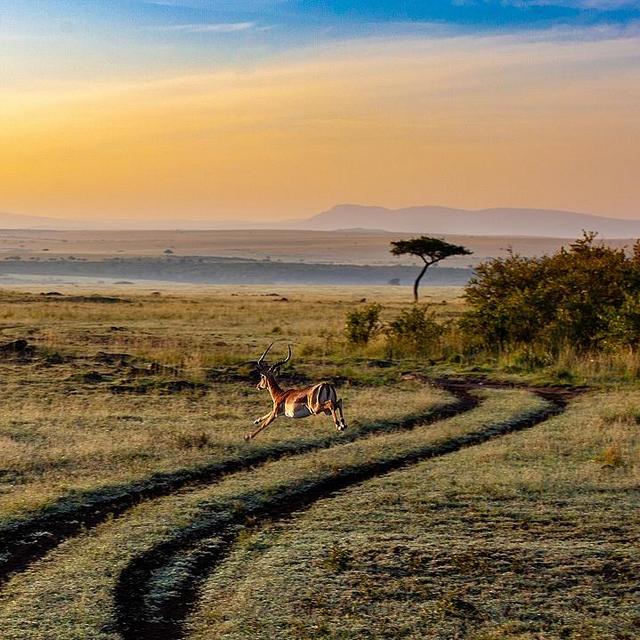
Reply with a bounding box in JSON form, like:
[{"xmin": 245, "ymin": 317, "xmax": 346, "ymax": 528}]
[
  {"xmin": 344, "ymin": 303, "xmax": 383, "ymax": 345},
  {"xmin": 384, "ymin": 304, "xmax": 442, "ymax": 357},
  {"xmin": 345, "ymin": 303, "xmax": 444, "ymax": 357},
  {"xmin": 464, "ymin": 232, "xmax": 640, "ymax": 353}
]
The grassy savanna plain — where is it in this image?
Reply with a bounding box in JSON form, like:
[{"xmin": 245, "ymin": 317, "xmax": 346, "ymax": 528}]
[
  {"xmin": 0, "ymin": 228, "xmax": 635, "ymax": 266},
  {"xmin": 0, "ymin": 285, "xmax": 636, "ymax": 639}
]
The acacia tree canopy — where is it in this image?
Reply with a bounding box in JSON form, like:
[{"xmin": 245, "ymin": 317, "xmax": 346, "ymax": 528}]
[{"xmin": 391, "ymin": 236, "xmax": 472, "ymax": 301}]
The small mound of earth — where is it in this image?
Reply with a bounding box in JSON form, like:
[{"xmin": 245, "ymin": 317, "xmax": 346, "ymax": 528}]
[
  {"xmin": 110, "ymin": 379, "xmax": 208, "ymax": 395},
  {"xmin": 78, "ymin": 371, "xmax": 106, "ymax": 384},
  {"xmin": 0, "ymin": 339, "xmax": 35, "ymax": 359},
  {"xmin": 65, "ymin": 295, "xmax": 131, "ymax": 304},
  {"xmin": 95, "ymin": 351, "xmax": 133, "ymax": 366},
  {"xmin": 368, "ymin": 359, "xmax": 394, "ymax": 368},
  {"xmin": 207, "ymin": 366, "xmax": 254, "ymax": 383},
  {"xmin": 128, "ymin": 362, "xmax": 181, "ymax": 377}
]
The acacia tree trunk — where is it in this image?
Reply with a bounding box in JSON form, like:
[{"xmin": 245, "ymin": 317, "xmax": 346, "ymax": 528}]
[{"xmin": 413, "ymin": 260, "xmax": 431, "ymax": 302}]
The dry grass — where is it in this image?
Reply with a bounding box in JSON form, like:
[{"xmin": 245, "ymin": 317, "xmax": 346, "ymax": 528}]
[
  {"xmin": 0, "ymin": 389, "xmax": 543, "ymax": 640},
  {"xmin": 0, "ymin": 378, "xmax": 446, "ymax": 521},
  {"xmin": 0, "ymin": 286, "xmax": 466, "ymax": 521},
  {"xmin": 0, "ymin": 287, "xmax": 464, "ymax": 367}
]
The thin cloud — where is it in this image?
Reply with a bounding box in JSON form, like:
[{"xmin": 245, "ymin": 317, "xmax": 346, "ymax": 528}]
[
  {"xmin": 153, "ymin": 22, "xmax": 257, "ymax": 34},
  {"xmin": 507, "ymin": 0, "xmax": 640, "ymax": 7}
]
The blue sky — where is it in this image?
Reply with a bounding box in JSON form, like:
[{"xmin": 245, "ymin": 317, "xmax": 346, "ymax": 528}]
[
  {"xmin": 5, "ymin": 1, "xmax": 640, "ymax": 45},
  {"xmin": 3, "ymin": 0, "xmax": 639, "ymax": 84}
]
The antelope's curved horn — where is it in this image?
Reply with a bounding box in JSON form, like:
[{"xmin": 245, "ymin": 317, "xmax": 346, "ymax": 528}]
[
  {"xmin": 269, "ymin": 344, "xmax": 292, "ymax": 371},
  {"xmin": 257, "ymin": 342, "xmax": 275, "ymax": 370}
]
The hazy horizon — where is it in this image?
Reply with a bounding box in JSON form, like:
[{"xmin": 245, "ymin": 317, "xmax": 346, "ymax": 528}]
[
  {"xmin": 4, "ymin": 202, "xmax": 640, "ymax": 227},
  {"xmin": 3, "ymin": 204, "xmax": 640, "ymax": 237},
  {"xmin": 2, "ymin": 1, "xmax": 639, "ymax": 224}
]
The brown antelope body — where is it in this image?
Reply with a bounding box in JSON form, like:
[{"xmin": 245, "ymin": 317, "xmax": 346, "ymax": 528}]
[{"xmin": 245, "ymin": 343, "xmax": 347, "ymax": 441}]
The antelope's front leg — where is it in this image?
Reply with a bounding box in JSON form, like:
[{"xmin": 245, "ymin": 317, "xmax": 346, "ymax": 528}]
[
  {"xmin": 252, "ymin": 411, "xmax": 272, "ymax": 425},
  {"xmin": 245, "ymin": 411, "xmax": 278, "ymax": 441}
]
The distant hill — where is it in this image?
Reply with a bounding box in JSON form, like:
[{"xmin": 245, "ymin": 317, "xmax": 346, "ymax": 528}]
[
  {"xmin": 289, "ymin": 204, "xmax": 640, "ymax": 238},
  {"xmin": 0, "ymin": 212, "xmax": 269, "ymax": 231},
  {"xmin": 0, "ymin": 212, "xmax": 80, "ymax": 229},
  {"xmin": 3, "ymin": 205, "xmax": 640, "ymax": 238}
]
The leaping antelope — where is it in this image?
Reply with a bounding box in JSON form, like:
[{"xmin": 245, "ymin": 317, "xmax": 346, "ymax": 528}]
[{"xmin": 245, "ymin": 343, "xmax": 347, "ymax": 441}]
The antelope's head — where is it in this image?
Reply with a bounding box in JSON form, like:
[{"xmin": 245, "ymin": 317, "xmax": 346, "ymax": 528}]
[{"xmin": 255, "ymin": 342, "xmax": 292, "ymax": 390}]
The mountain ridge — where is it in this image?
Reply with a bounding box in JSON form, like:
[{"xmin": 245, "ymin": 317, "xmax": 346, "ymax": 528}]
[
  {"xmin": 0, "ymin": 211, "xmax": 81, "ymax": 229},
  {"xmin": 288, "ymin": 204, "xmax": 640, "ymax": 238},
  {"xmin": 1, "ymin": 205, "xmax": 640, "ymax": 237}
]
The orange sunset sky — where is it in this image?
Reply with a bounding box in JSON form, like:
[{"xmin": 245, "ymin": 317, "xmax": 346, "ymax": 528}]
[{"xmin": 1, "ymin": 1, "xmax": 639, "ymax": 223}]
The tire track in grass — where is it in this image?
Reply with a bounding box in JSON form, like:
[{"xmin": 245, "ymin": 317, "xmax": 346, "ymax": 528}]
[
  {"xmin": 0, "ymin": 382, "xmax": 476, "ymax": 587},
  {"xmin": 114, "ymin": 384, "xmax": 578, "ymax": 640}
]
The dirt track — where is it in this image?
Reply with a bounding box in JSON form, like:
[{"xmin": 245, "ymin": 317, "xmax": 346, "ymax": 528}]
[
  {"xmin": 0, "ymin": 379, "xmax": 476, "ymax": 587},
  {"xmin": 113, "ymin": 380, "xmax": 580, "ymax": 640}
]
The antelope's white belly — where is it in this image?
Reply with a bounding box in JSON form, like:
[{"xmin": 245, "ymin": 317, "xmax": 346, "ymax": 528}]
[{"xmin": 285, "ymin": 403, "xmax": 312, "ymax": 419}]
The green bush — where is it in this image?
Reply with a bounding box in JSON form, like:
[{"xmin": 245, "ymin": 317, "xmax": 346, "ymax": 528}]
[
  {"xmin": 345, "ymin": 303, "xmax": 383, "ymax": 345},
  {"xmin": 600, "ymin": 293, "xmax": 640, "ymax": 349},
  {"xmin": 462, "ymin": 232, "xmax": 640, "ymax": 353},
  {"xmin": 385, "ymin": 304, "xmax": 441, "ymax": 357}
]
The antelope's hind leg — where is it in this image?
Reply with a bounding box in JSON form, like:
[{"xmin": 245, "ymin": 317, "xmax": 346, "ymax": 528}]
[
  {"xmin": 321, "ymin": 400, "xmax": 344, "ymax": 432},
  {"xmin": 336, "ymin": 398, "xmax": 347, "ymax": 431}
]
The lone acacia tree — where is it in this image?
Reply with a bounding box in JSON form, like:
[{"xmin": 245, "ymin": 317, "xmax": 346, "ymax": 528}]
[{"xmin": 391, "ymin": 236, "xmax": 472, "ymax": 302}]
